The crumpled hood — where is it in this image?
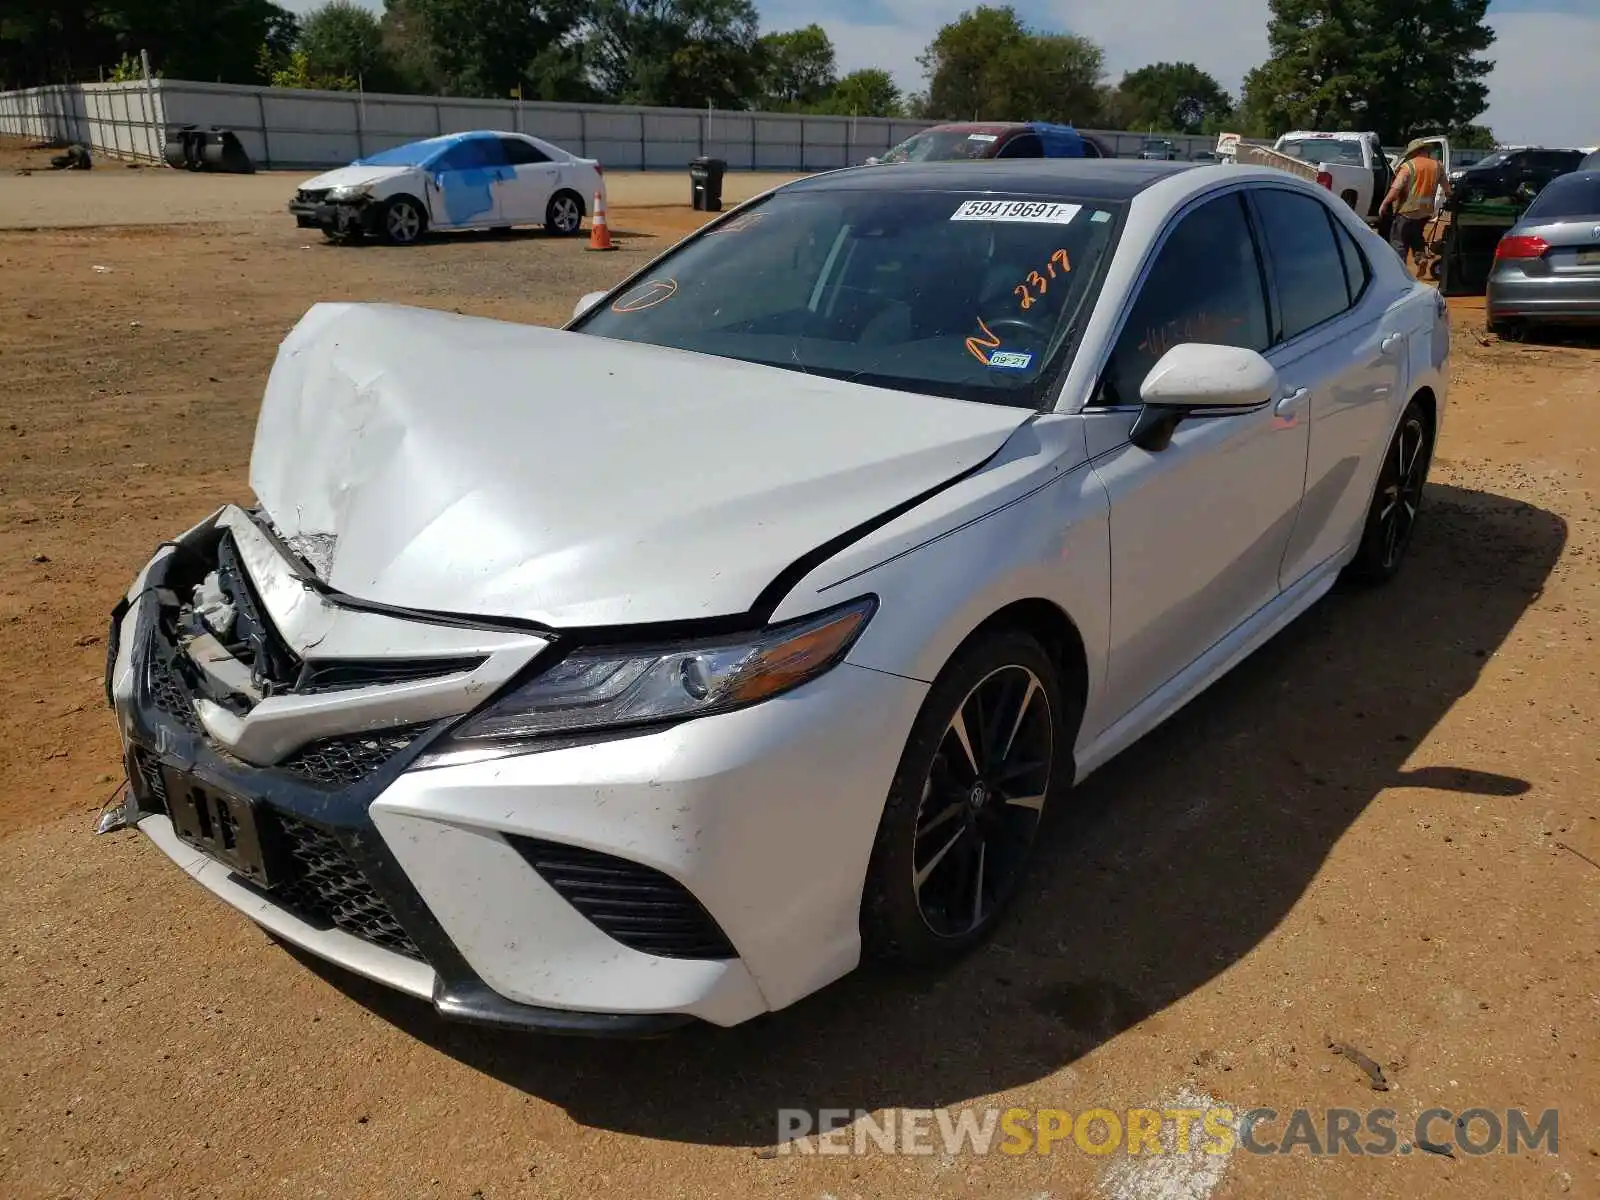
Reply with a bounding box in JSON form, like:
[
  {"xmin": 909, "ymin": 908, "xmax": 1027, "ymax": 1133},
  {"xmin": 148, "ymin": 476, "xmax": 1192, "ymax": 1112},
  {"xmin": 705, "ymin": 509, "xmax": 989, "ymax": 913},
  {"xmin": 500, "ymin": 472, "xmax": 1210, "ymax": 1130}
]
[
  {"xmin": 299, "ymin": 164, "xmax": 409, "ymax": 191},
  {"xmin": 250, "ymin": 303, "xmax": 1030, "ymax": 628}
]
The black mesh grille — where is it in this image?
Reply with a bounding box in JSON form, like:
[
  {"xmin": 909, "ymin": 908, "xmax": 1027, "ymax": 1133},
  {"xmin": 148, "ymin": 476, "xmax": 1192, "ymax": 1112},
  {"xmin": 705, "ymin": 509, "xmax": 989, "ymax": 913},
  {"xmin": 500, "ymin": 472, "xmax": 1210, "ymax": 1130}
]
[
  {"xmin": 273, "ymin": 814, "xmax": 423, "ymax": 959},
  {"xmin": 511, "ymin": 838, "xmax": 736, "ymax": 960},
  {"xmin": 277, "ymin": 725, "xmax": 429, "ymax": 788},
  {"xmin": 146, "ymin": 642, "xmax": 202, "ymax": 734},
  {"xmin": 131, "ymin": 748, "xmax": 169, "ymax": 810}
]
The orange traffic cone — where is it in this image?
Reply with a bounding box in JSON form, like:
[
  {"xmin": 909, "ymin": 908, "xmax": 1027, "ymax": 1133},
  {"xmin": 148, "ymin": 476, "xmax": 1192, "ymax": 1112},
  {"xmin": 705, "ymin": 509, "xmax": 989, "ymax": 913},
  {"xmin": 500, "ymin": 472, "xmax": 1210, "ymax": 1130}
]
[{"xmin": 587, "ymin": 192, "xmax": 616, "ymax": 251}]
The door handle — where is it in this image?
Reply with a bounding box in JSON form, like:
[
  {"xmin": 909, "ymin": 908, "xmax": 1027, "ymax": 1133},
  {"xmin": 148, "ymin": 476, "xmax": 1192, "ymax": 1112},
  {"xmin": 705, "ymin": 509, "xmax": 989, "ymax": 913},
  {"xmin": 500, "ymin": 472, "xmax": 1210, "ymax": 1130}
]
[
  {"xmin": 1273, "ymin": 387, "xmax": 1308, "ymax": 427},
  {"xmin": 1380, "ymin": 333, "xmax": 1403, "ymax": 355}
]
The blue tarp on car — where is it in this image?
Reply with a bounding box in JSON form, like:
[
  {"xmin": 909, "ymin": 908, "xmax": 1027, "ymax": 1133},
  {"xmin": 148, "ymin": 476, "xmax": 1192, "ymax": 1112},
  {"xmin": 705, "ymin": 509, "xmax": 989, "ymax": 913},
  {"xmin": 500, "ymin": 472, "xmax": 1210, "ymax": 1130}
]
[{"xmin": 1024, "ymin": 123, "xmax": 1089, "ymax": 158}]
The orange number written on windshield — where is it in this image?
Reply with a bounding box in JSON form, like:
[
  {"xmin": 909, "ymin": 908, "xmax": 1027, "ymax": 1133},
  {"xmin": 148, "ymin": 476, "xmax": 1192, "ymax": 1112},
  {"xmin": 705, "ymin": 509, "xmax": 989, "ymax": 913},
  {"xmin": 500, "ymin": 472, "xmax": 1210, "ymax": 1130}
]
[{"xmin": 1013, "ymin": 249, "xmax": 1072, "ymax": 311}]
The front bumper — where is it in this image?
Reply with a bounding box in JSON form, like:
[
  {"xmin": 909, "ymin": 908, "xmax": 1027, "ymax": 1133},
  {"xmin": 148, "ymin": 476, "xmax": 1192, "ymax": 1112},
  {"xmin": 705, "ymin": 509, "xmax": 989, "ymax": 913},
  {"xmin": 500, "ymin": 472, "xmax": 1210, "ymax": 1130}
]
[
  {"xmin": 289, "ymin": 198, "xmax": 373, "ymax": 236},
  {"xmin": 109, "ymin": 532, "xmax": 926, "ymax": 1032}
]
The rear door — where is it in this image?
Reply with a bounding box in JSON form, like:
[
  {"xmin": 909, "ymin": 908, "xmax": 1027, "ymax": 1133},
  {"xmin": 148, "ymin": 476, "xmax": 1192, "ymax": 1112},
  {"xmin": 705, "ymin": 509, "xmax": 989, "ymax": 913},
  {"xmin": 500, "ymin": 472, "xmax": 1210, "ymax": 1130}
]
[
  {"xmin": 497, "ymin": 136, "xmax": 560, "ymax": 224},
  {"xmin": 1248, "ymin": 185, "xmax": 1405, "ymax": 586}
]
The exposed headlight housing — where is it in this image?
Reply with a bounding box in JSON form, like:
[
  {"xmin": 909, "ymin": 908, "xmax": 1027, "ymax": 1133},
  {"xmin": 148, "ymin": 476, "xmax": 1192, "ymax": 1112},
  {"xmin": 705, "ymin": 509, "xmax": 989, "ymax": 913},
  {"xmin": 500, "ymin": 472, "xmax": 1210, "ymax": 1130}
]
[
  {"xmin": 326, "ymin": 184, "xmax": 370, "ymax": 201},
  {"xmin": 445, "ymin": 596, "xmax": 876, "ymax": 748}
]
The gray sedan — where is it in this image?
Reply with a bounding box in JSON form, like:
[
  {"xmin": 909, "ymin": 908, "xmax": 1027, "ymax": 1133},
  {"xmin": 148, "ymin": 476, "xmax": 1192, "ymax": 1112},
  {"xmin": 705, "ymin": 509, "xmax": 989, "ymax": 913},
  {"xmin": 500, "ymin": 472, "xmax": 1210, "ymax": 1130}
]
[{"xmin": 1487, "ymin": 171, "xmax": 1600, "ymax": 338}]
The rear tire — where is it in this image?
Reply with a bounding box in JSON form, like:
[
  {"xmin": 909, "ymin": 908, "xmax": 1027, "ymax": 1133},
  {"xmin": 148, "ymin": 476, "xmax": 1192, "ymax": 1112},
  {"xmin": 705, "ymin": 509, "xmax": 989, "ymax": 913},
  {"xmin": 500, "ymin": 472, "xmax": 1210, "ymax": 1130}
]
[
  {"xmin": 545, "ymin": 190, "xmax": 585, "ymax": 236},
  {"xmin": 1345, "ymin": 397, "xmax": 1434, "ymax": 585},
  {"xmin": 861, "ymin": 629, "xmax": 1072, "ymax": 967}
]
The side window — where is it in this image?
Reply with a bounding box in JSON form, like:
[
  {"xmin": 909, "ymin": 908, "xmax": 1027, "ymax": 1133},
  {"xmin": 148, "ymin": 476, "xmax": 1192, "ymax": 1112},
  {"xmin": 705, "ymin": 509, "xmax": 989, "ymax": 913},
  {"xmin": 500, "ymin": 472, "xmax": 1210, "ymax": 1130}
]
[
  {"xmin": 996, "ymin": 133, "xmax": 1043, "ymax": 159},
  {"xmin": 500, "ymin": 137, "xmax": 551, "ymax": 165},
  {"xmin": 1096, "ymin": 193, "xmax": 1270, "ymax": 407},
  {"xmin": 436, "ymin": 138, "xmax": 509, "ymax": 171},
  {"xmin": 1252, "ymin": 188, "xmax": 1352, "ymax": 339},
  {"xmin": 1329, "ymin": 212, "xmax": 1371, "ymax": 306}
]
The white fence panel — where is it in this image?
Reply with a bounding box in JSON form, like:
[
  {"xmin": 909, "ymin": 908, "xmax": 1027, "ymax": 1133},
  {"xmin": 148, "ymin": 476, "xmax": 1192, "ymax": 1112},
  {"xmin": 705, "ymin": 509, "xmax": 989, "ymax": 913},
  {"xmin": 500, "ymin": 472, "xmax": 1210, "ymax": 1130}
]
[{"xmin": 0, "ymin": 77, "xmax": 1251, "ymax": 173}]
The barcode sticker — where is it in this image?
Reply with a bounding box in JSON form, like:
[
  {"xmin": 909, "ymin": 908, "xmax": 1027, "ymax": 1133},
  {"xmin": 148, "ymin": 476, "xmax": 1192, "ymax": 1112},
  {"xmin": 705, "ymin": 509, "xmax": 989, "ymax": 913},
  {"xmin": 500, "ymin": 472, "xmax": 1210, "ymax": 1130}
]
[{"xmin": 951, "ymin": 200, "xmax": 1082, "ymax": 225}]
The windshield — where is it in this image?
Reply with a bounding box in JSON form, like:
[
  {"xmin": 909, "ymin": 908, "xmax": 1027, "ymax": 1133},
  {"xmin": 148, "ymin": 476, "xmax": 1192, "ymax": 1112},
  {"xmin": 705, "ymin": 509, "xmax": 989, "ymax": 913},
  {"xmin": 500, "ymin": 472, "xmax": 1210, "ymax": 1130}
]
[
  {"xmin": 573, "ymin": 189, "xmax": 1124, "ymax": 406},
  {"xmin": 1469, "ymin": 150, "xmax": 1512, "ymax": 171},
  {"xmin": 880, "ymin": 130, "xmax": 1004, "ymax": 163},
  {"xmin": 355, "ymin": 137, "xmax": 453, "ymax": 168},
  {"xmin": 1277, "ymin": 138, "xmax": 1366, "ymax": 167},
  {"xmin": 1522, "ymin": 173, "xmax": 1600, "ymax": 220}
]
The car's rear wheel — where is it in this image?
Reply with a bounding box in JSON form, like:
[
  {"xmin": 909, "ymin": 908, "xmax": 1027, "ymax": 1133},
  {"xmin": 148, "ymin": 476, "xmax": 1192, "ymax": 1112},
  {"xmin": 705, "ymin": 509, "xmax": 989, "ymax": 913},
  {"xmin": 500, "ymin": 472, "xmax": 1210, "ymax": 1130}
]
[
  {"xmin": 545, "ymin": 190, "xmax": 585, "ymax": 236},
  {"xmin": 861, "ymin": 630, "xmax": 1070, "ymax": 966},
  {"xmin": 1345, "ymin": 397, "xmax": 1434, "ymax": 584},
  {"xmin": 380, "ymin": 196, "xmax": 427, "ymax": 245}
]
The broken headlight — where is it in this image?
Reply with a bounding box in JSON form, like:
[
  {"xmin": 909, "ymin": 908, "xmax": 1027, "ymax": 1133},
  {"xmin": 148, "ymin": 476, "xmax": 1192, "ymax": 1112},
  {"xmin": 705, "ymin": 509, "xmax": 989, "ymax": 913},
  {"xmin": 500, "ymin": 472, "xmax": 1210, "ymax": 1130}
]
[
  {"xmin": 326, "ymin": 184, "xmax": 370, "ymax": 201},
  {"xmin": 449, "ymin": 596, "xmax": 876, "ymax": 744}
]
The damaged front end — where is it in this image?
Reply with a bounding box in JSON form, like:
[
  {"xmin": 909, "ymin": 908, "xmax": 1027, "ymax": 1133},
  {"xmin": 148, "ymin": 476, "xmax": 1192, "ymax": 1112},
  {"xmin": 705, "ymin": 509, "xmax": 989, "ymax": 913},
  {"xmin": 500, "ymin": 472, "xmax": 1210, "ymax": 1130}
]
[
  {"xmin": 289, "ymin": 187, "xmax": 378, "ymax": 240},
  {"xmin": 104, "ymin": 503, "xmax": 550, "ymax": 1000}
]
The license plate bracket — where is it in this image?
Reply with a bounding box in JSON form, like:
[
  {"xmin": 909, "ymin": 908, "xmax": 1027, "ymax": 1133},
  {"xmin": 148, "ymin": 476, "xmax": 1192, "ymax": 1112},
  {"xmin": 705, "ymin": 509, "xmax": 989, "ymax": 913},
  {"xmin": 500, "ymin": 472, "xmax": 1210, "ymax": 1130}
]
[{"xmin": 161, "ymin": 767, "xmax": 276, "ymax": 887}]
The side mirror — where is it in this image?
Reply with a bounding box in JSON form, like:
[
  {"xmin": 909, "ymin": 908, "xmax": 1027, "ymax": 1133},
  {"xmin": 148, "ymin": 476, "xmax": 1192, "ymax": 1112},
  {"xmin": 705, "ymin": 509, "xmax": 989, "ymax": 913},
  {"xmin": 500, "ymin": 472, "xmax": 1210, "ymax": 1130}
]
[
  {"xmin": 571, "ymin": 290, "xmax": 607, "ymax": 322},
  {"xmin": 1130, "ymin": 343, "xmax": 1279, "ymax": 452},
  {"xmin": 864, "ymin": 156, "xmax": 881, "ymax": 166}
]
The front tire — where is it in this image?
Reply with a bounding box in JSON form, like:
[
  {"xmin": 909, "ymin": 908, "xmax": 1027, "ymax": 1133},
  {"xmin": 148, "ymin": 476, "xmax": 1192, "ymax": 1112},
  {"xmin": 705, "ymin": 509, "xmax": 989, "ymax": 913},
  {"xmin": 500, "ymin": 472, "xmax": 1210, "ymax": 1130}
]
[
  {"xmin": 545, "ymin": 190, "xmax": 585, "ymax": 236},
  {"xmin": 861, "ymin": 630, "xmax": 1070, "ymax": 967},
  {"xmin": 1345, "ymin": 398, "xmax": 1434, "ymax": 584},
  {"xmin": 380, "ymin": 195, "xmax": 427, "ymax": 246}
]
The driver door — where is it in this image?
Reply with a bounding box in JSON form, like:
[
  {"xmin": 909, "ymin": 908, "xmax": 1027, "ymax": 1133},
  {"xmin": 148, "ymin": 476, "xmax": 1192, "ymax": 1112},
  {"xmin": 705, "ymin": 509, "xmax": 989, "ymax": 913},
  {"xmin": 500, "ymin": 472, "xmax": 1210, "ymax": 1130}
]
[
  {"xmin": 1082, "ymin": 190, "xmax": 1310, "ymax": 730},
  {"xmin": 424, "ymin": 136, "xmax": 512, "ymax": 229}
]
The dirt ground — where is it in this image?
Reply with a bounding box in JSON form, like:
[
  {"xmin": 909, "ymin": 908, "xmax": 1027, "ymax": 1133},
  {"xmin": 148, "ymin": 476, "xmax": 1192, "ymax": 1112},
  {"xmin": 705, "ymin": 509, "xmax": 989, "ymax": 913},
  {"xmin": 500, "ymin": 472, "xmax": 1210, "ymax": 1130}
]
[
  {"xmin": 1, "ymin": 135, "xmax": 1598, "ymax": 1200},
  {"xmin": 0, "ymin": 139, "xmax": 804, "ymax": 230}
]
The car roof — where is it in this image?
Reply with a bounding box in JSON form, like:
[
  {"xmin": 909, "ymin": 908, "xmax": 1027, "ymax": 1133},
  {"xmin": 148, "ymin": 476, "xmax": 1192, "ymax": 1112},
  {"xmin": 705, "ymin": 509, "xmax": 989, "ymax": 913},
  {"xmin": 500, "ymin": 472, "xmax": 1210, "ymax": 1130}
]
[
  {"xmin": 785, "ymin": 159, "xmax": 1194, "ymax": 201},
  {"xmin": 924, "ymin": 122, "xmax": 1025, "ymax": 135}
]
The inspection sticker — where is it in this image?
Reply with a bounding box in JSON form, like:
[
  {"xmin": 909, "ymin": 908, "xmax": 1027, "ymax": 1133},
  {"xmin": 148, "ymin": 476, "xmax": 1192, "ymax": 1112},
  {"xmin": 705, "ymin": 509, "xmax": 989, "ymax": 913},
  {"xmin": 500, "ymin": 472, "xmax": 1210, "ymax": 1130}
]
[
  {"xmin": 950, "ymin": 200, "xmax": 1082, "ymax": 224},
  {"xmin": 987, "ymin": 351, "xmax": 1034, "ymax": 369}
]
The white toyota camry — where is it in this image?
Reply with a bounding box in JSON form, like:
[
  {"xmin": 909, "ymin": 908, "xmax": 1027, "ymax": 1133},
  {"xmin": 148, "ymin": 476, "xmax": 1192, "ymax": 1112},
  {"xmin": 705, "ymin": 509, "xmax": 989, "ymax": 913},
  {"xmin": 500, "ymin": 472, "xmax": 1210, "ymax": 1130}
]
[
  {"xmin": 109, "ymin": 159, "xmax": 1449, "ymax": 1033},
  {"xmin": 288, "ymin": 130, "xmax": 603, "ymax": 244}
]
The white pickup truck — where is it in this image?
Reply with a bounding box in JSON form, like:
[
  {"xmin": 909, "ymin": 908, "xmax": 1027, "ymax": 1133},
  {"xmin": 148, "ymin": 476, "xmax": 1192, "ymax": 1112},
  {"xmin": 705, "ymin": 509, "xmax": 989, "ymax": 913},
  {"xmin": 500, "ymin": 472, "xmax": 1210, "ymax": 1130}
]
[{"xmin": 1217, "ymin": 130, "xmax": 1451, "ymax": 225}]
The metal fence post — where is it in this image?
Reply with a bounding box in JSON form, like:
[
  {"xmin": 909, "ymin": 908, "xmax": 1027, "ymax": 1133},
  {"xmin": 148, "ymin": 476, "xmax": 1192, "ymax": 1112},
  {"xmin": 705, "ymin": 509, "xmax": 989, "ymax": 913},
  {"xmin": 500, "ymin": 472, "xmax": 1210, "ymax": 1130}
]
[
  {"xmin": 257, "ymin": 89, "xmax": 271, "ymax": 168},
  {"xmin": 638, "ymin": 112, "xmax": 645, "ymax": 170},
  {"xmin": 579, "ymin": 109, "xmax": 587, "ymax": 157},
  {"xmin": 140, "ymin": 49, "xmax": 159, "ymax": 162}
]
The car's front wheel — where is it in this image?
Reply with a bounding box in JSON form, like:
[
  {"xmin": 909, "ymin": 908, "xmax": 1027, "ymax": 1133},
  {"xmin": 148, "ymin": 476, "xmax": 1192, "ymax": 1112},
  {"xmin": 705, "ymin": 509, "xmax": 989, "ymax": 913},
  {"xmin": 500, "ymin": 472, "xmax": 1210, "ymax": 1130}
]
[
  {"xmin": 380, "ymin": 196, "xmax": 427, "ymax": 245},
  {"xmin": 861, "ymin": 629, "xmax": 1070, "ymax": 966},
  {"xmin": 1346, "ymin": 397, "xmax": 1435, "ymax": 584},
  {"xmin": 545, "ymin": 190, "xmax": 585, "ymax": 236}
]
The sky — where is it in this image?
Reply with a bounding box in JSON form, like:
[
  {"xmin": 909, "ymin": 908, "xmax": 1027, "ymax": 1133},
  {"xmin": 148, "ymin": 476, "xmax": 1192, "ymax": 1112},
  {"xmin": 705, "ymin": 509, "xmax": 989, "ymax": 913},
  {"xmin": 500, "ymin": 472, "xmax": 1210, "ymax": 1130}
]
[{"xmin": 286, "ymin": 0, "xmax": 1599, "ymax": 147}]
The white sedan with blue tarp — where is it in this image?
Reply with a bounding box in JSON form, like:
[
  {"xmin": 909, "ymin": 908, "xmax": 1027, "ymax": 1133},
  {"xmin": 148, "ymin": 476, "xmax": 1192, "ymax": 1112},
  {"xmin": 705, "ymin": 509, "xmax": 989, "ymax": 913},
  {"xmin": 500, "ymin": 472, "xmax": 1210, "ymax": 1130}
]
[{"xmin": 288, "ymin": 131, "xmax": 605, "ymax": 245}]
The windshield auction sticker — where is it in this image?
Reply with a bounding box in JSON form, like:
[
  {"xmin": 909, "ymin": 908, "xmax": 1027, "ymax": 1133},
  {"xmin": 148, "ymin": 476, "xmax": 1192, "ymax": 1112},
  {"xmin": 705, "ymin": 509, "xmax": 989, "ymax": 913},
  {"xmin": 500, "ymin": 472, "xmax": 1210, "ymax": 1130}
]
[{"xmin": 950, "ymin": 201, "xmax": 1082, "ymax": 225}]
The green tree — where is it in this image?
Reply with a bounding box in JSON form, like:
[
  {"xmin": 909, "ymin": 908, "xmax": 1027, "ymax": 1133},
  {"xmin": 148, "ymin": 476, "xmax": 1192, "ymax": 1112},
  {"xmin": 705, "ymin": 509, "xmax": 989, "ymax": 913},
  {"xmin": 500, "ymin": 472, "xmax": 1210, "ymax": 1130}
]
[
  {"xmin": 1449, "ymin": 122, "xmax": 1495, "ymax": 149},
  {"xmin": 758, "ymin": 24, "xmax": 835, "ymax": 109},
  {"xmin": 588, "ymin": 0, "xmax": 761, "ymax": 109},
  {"xmin": 406, "ymin": 0, "xmax": 583, "ymax": 98},
  {"xmin": 1239, "ymin": 0, "xmax": 1494, "ymax": 144},
  {"xmin": 378, "ymin": 0, "xmax": 444, "ymax": 93},
  {"xmin": 814, "ymin": 67, "xmax": 902, "ymax": 117},
  {"xmin": 1115, "ymin": 62, "xmax": 1233, "ymax": 134},
  {"xmin": 299, "ymin": 0, "xmax": 394, "ymax": 89},
  {"xmin": 918, "ymin": 6, "xmax": 1105, "ymax": 125}
]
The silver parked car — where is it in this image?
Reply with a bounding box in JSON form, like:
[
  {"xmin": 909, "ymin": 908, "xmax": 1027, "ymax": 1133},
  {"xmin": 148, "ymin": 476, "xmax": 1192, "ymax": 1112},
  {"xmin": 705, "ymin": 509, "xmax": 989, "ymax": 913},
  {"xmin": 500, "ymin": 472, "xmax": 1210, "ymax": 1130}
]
[{"xmin": 1487, "ymin": 170, "xmax": 1600, "ymax": 338}]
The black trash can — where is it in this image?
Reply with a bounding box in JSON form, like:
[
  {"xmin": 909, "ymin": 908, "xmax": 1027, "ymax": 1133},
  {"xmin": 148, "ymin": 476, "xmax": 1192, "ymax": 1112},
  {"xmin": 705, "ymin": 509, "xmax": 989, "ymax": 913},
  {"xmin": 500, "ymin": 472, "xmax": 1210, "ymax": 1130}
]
[{"xmin": 690, "ymin": 157, "xmax": 727, "ymax": 212}]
